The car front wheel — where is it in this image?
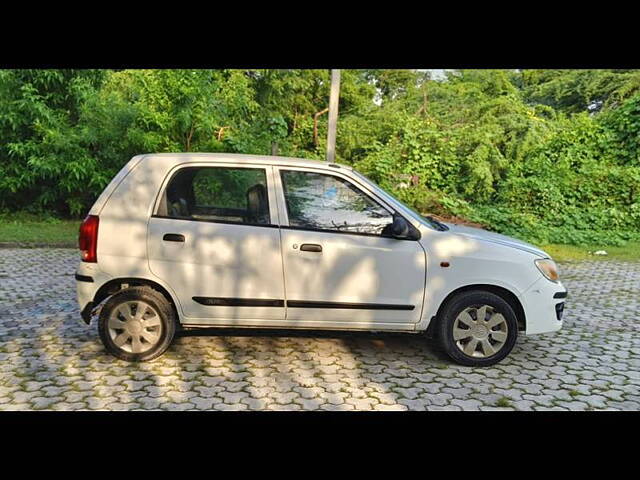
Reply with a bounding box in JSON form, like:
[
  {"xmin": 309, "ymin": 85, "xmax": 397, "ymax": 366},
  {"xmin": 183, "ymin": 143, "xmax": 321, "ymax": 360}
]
[{"xmin": 436, "ymin": 290, "xmax": 518, "ymax": 367}]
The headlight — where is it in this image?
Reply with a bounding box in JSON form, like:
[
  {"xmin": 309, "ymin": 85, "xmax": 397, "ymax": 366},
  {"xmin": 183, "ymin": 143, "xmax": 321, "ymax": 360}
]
[{"xmin": 535, "ymin": 258, "xmax": 560, "ymax": 283}]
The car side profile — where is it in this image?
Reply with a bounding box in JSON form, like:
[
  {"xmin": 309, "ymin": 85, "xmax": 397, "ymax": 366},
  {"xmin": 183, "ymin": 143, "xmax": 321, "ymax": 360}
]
[{"xmin": 76, "ymin": 153, "xmax": 567, "ymax": 367}]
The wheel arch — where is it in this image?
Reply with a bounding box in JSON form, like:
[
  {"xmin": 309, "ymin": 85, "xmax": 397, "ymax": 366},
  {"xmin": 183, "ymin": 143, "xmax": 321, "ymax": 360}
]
[
  {"xmin": 429, "ymin": 284, "xmax": 526, "ymax": 334},
  {"xmin": 92, "ymin": 277, "xmax": 181, "ymax": 323}
]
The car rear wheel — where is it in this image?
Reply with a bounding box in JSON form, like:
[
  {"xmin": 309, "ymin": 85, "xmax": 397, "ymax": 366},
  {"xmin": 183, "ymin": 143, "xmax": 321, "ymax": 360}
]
[
  {"xmin": 436, "ymin": 290, "xmax": 518, "ymax": 367},
  {"xmin": 98, "ymin": 286, "xmax": 176, "ymax": 362}
]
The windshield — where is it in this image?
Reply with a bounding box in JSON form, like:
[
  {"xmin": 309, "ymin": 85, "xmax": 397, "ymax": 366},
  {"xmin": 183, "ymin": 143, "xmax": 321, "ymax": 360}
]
[{"xmin": 351, "ymin": 170, "xmax": 448, "ymax": 231}]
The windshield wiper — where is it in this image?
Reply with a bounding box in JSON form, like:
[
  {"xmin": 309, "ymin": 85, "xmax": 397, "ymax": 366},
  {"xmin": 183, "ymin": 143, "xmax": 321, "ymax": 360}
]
[{"xmin": 423, "ymin": 215, "xmax": 449, "ymax": 231}]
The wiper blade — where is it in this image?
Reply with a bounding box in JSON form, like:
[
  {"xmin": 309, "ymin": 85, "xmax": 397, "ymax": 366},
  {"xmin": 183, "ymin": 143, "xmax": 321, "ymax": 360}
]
[{"xmin": 423, "ymin": 215, "xmax": 449, "ymax": 231}]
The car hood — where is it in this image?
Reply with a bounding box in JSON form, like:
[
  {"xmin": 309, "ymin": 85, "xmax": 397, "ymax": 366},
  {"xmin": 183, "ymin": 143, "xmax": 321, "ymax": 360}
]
[{"xmin": 442, "ymin": 223, "xmax": 549, "ymax": 258}]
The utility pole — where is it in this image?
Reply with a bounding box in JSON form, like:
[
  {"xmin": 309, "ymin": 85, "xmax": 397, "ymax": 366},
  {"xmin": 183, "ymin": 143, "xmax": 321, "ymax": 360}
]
[{"xmin": 325, "ymin": 69, "xmax": 341, "ymax": 163}]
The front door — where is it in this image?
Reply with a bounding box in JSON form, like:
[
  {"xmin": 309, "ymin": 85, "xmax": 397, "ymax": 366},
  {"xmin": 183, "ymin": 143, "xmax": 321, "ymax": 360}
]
[
  {"xmin": 147, "ymin": 164, "xmax": 285, "ymax": 324},
  {"xmin": 276, "ymin": 167, "xmax": 426, "ymax": 328}
]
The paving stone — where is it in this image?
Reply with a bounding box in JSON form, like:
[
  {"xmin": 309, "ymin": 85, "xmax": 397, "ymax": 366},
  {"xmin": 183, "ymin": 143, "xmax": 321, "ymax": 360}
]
[
  {"xmin": 190, "ymin": 396, "xmax": 220, "ymax": 410},
  {"xmin": 22, "ymin": 381, "xmax": 53, "ymax": 392},
  {"xmin": 103, "ymin": 375, "xmax": 130, "ymax": 387},
  {"xmin": 1, "ymin": 249, "xmax": 639, "ymax": 411},
  {"xmin": 52, "ymin": 402, "xmax": 88, "ymax": 410},
  {"xmin": 319, "ymin": 403, "xmax": 355, "ymax": 411},
  {"xmin": 412, "ymin": 382, "xmax": 445, "ymax": 394},
  {"xmin": 442, "ymin": 387, "xmax": 475, "ymax": 398},
  {"xmin": 573, "ymin": 394, "xmax": 610, "ymax": 409},
  {"xmin": 11, "ymin": 390, "xmax": 41, "ymax": 404},
  {"xmin": 242, "ymin": 397, "xmax": 270, "ymax": 410},
  {"xmin": 94, "ymin": 385, "xmax": 126, "ymax": 397},
  {"xmin": 166, "ymin": 390, "xmax": 199, "ymax": 403},
  {"xmin": 428, "ymin": 393, "xmax": 455, "ymax": 406},
  {"xmin": 393, "ymin": 387, "xmax": 425, "ymax": 400},
  {"xmin": 426, "ymin": 405, "xmax": 463, "ymax": 411},
  {"xmin": 158, "ymin": 402, "xmax": 195, "ymax": 410},
  {"xmin": 62, "ymin": 390, "xmax": 91, "ymax": 403},
  {"xmin": 346, "ymin": 397, "xmax": 378, "ymax": 409},
  {"xmin": 86, "ymin": 397, "xmax": 113, "ymax": 410},
  {"xmin": 267, "ymin": 404, "xmax": 302, "ymax": 411},
  {"xmin": 293, "ymin": 398, "xmax": 323, "ymax": 410},
  {"xmin": 597, "ymin": 390, "xmax": 626, "ymax": 402},
  {"xmin": 137, "ymin": 396, "xmax": 168, "ymax": 409},
  {"xmin": 218, "ymin": 391, "xmax": 249, "ymax": 404},
  {"xmin": 522, "ymin": 394, "xmax": 556, "ymax": 407},
  {"xmin": 450, "ymin": 399, "xmax": 484, "ymax": 410},
  {"xmin": 604, "ymin": 400, "xmax": 640, "ymax": 410},
  {"xmin": 398, "ymin": 398, "xmax": 432, "ymax": 410},
  {"xmin": 369, "ymin": 391, "xmax": 401, "ymax": 405},
  {"xmin": 213, "ymin": 403, "xmax": 249, "ymax": 411},
  {"xmin": 109, "ymin": 402, "xmax": 141, "ymax": 411},
  {"xmin": 31, "ymin": 396, "xmax": 65, "ymax": 409},
  {"xmin": 7, "ymin": 403, "xmax": 35, "ymax": 411},
  {"xmin": 554, "ymin": 401, "xmax": 590, "ymax": 410},
  {"xmin": 374, "ymin": 403, "xmax": 409, "ymax": 411},
  {"xmin": 512, "ymin": 400, "xmax": 537, "ymax": 411},
  {"xmin": 121, "ymin": 380, "xmax": 154, "ymax": 391}
]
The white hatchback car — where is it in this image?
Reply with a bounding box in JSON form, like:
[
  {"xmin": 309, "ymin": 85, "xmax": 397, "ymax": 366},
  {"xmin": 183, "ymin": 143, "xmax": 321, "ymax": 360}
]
[{"xmin": 76, "ymin": 153, "xmax": 566, "ymax": 366}]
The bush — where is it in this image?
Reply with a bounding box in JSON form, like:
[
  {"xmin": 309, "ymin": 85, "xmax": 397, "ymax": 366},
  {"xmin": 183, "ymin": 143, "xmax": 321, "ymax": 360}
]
[{"xmin": 1, "ymin": 68, "xmax": 639, "ymax": 247}]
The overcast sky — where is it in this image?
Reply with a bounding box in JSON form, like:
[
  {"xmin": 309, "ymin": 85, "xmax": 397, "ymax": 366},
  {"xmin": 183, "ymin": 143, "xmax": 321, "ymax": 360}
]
[{"xmin": 426, "ymin": 69, "xmax": 447, "ymax": 80}]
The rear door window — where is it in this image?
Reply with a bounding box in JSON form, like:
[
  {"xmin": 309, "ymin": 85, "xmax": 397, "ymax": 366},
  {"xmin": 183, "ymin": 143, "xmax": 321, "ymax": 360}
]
[{"xmin": 160, "ymin": 166, "xmax": 271, "ymax": 225}]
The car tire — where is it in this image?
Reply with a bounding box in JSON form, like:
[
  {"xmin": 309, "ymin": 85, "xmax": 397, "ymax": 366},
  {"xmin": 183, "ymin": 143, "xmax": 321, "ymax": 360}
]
[
  {"xmin": 436, "ymin": 290, "xmax": 518, "ymax": 367},
  {"xmin": 98, "ymin": 286, "xmax": 176, "ymax": 362}
]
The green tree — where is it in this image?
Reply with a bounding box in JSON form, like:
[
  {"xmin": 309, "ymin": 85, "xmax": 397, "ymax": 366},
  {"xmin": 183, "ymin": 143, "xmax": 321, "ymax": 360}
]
[
  {"xmin": 0, "ymin": 69, "xmax": 106, "ymax": 214},
  {"xmin": 1, "ymin": 68, "xmax": 639, "ymax": 247},
  {"xmin": 523, "ymin": 69, "xmax": 640, "ymax": 113}
]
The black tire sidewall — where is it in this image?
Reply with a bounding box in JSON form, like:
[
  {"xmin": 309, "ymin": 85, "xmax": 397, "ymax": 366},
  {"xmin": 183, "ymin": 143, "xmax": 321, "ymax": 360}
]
[
  {"xmin": 437, "ymin": 291, "xmax": 518, "ymax": 367},
  {"xmin": 98, "ymin": 287, "xmax": 176, "ymax": 362}
]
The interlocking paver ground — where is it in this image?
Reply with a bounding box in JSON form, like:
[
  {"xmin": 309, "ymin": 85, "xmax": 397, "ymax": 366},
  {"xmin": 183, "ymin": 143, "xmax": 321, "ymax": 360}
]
[{"xmin": 0, "ymin": 248, "xmax": 639, "ymax": 410}]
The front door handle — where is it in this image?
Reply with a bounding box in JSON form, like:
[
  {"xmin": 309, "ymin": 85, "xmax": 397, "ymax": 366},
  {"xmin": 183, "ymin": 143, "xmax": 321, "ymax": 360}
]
[
  {"xmin": 163, "ymin": 233, "xmax": 185, "ymax": 242},
  {"xmin": 300, "ymin": 243, "xmax": 322, "ymax": 252}
]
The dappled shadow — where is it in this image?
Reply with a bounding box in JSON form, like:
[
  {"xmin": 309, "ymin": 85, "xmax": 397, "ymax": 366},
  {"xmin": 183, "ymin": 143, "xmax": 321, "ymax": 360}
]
[{"xmin": 3, "ymin": 248, "xmax": 640, "ymax": 411}]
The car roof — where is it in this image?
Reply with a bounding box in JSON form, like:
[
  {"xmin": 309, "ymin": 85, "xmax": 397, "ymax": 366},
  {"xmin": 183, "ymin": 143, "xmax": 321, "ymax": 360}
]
[{"xmin": 140, "ymin": 152, "xmax": 353, "ymax": 170}]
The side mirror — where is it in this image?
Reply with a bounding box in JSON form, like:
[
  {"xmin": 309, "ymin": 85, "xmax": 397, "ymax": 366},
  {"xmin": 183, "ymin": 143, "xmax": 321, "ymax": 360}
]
[
  {"xmin": 390, "ymin": 215, "xmax": 409, "ymax": 238},
  {"xmin": 391, "ymin": 215, "xmax": 415, "ymax": 239}
]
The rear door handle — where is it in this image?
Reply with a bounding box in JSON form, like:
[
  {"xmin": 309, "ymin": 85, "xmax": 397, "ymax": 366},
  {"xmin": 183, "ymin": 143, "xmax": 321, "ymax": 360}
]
[
  {"xmin": 163, "ymin": 233, "xmax": 185, "ymax": 242},
  {"xmin": 300, "ymin": 243, "xmax": 322, "ymax": 252}
]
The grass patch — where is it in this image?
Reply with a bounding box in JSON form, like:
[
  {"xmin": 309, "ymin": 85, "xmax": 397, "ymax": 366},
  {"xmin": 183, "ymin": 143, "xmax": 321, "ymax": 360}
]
[
  {"xmin": 569, "ymin": 390, "xmax": 581, "ymax": 398},
  {"xmin": 0, "ymin": 213, "xmax": 79, "ymax": 246},
  {"xmin": 540, "ymin": 243, "xmax": 640, "ymax": 262},
  {"xmin": 495, "ymin": 396, "xmax": 513, "ymax": 408}
]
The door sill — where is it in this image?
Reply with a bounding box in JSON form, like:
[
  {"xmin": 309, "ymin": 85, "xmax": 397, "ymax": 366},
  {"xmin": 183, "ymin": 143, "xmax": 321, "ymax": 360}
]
[{"xmin": 180, "ymin": 318, "xmax": 417, "ymax": 332}]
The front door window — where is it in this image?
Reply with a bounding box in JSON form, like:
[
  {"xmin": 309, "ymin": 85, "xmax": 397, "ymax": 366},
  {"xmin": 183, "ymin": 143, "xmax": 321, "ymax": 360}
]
[{"xmin": 280, "ymin": 170, "xmax": 393, "ymax": 235}]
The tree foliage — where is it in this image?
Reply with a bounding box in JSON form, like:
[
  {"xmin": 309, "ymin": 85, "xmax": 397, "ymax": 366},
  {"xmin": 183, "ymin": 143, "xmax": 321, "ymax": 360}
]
[{"xmin": 1, "ymin": 68, "xmax": 639, "ymax": 246}]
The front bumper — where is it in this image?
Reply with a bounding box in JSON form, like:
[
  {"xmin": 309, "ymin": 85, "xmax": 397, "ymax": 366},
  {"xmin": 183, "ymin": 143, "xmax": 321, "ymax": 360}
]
[{"xmin": 520, "ymin": 277, "xmax": 567, "ymax": 335}]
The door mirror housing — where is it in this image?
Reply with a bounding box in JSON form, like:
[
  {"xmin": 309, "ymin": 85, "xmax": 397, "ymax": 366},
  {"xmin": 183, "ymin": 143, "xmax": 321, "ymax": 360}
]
[{"xmin": 389, "ymin": 214, "xmax": 420, "ymax": 240}]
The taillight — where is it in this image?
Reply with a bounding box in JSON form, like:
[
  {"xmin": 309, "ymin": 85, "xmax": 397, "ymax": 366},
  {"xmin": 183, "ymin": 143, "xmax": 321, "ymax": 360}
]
[{"xmin": 79, "ymin": 215, "xmax": 99, "ymax": 262}]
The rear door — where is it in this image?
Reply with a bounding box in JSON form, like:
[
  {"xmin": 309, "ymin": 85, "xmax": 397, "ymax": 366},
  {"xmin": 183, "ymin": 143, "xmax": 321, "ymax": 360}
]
[
  {"xmin": 275, "ymin": 167, "xmax": 426, "ymax": 329},
  {"xmin": 147, "ymin": 163, "xmax": 285, "ymax": 324}
]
